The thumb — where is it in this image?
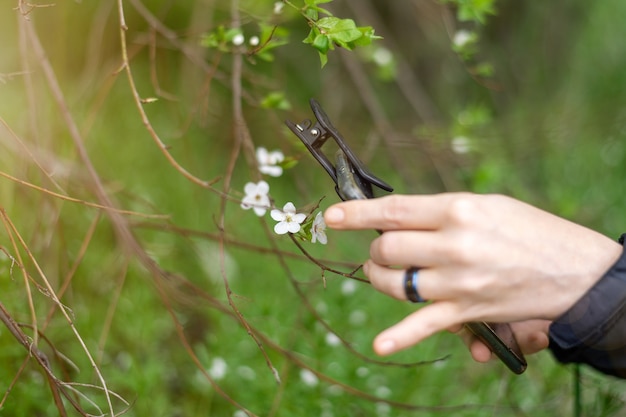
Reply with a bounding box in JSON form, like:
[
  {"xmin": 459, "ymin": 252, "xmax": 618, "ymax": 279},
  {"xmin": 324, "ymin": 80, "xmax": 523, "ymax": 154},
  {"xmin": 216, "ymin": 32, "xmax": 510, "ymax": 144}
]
[{"xmin": 373, "ymin": 302, "xmax": 464, "ymax": 356}]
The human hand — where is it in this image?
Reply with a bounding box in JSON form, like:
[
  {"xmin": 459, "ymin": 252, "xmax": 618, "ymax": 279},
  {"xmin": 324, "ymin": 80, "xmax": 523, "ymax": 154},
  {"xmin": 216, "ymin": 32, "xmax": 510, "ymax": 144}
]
[{"xmin": 324, "ymin": 193, "xmax": 622, "ymax": 356}]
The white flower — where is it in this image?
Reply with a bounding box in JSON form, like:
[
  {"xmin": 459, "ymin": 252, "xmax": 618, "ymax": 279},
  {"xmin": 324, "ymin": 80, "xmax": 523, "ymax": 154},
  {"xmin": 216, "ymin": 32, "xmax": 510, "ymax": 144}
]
[
  {"xmin": 311, "ymin": 211, "xmax": 327, "ymax": 244},
  {"xmin": 341, "ymin": 279, "xmax": 357, "ymax": 295},
  {"xmin": 208, "ymin": 357, "xmax": 227, "ymax": 380},
  {"xmin": 271, "ymin": 202, "xmax": 306, "ymax": 234},
  {"xmin": 451, "ymin": 136, "xmax": 471, "ymax": 154},
  {"xmin": 249, "ymin": 36, "xmax": 260, "ymax": 46},
  {"xmin": 256, "ymin": 147, "xmax": 285, "ymax": 177},
  {"xmin": 241, "ymin": 181, "xmax": 270, "ymax": 216},
  {"xmin": 325, "ymin": 332, "xmax": 341, "ymax": 347},
  {"xmin": 349, "ymin": 309, "xmax": 367, "ymax": 326},
  {"xmin": 300, "ymin": 369, "xmax": 319, "ymax": 387},
  {"xmin": 273, "ymin": 2, "xmax": 284, "ymax": 14},
  {"xmin": 453, "ymin": 30, "xmax": 472, "ymax": 48},
  {"xmin": 372, "ymin": 47, "xmax": 393, "ymax": 66},
  {"xmin": 232, "ymin": 33, "xmax": 245, "ymax": 46}
]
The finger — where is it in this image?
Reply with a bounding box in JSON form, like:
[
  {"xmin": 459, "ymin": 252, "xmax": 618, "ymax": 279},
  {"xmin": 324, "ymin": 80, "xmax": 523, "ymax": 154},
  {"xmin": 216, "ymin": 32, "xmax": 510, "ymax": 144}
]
[
  {"xmin": 365, "ymin": 260, "xmax": 462, "ymax": 302},
  {"xmin": 372, "ymin": 301, "xmax": 465, "ymax": 355},
  {"xmin": 451, "ymin": 326, "xmax": 494, "ymax": 363},
  {"xmin": 369, "ymin": 231, "xmax": 455, "ymax": 267},
  {"xmin": 324, "ymin": 194, "xmax": 458, "ymax": 231},
  {"xmin": 469, "ymin": 338, "xmax": 494, "ymax": 363},
  {"xmin": 510, "ymin": 320, "xmax": 551, "ymax": 354}
]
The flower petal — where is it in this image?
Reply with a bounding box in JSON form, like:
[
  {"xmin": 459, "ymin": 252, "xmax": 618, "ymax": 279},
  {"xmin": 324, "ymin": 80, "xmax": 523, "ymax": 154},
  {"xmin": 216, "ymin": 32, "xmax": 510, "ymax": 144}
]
[
  {"xmin": 287, "ymin": 222, "xmax": 301, "ymax": 234},
  {"xmin": 282, "ymin": 202, "xmax": 296, "ymax": 213},
  {"xmin": 243, "ymin": 182, "xmax": 257, "ymax": 195},
  {"xmin": 292, "ymin": 213, "xmax": 307, "ymax": 224},
  {"xmin": 274, "ymin": 221, "xmax": 289, "ymax": 234},
  {"xmin": 260, "ymin": 165, "xmax": 283, "ymax": 177},
  {"xmin": 253, "ymin": 206, "xmax": 267, "ymax": 216},
  {"xmin": 268, "ymin": 151, "xmax": 285, "ymax": 164},
  {"xmin": 256, "ymin": 147, "xmax": 269, "ymax": 164},
  {"xmin": 270, "ymin": 209, "xmax": 285, "ymax": 221},
  {"xmin": 256, "ymin": 180, "xmax": 270, "ymax": 194}
]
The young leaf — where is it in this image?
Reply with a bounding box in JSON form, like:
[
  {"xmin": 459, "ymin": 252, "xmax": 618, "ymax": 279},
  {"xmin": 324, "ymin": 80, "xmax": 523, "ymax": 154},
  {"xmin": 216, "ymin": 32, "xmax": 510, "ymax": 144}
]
[{"xmin": 317, "ymin": 17, "xmax": 363, "ymax": 48}]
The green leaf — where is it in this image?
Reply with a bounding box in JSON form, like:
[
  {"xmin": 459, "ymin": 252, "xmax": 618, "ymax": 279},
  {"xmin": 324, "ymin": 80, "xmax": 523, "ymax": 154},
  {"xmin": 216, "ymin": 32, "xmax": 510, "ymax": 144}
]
[
  {"xmin": 317, "ymin": 17, "xmax": 363, "ymax": 46},
  {"xmin": 318, "ymin": 51, "xmax": 328, "ymax": 68},
  {"xmin": 312, "ymin": 33, "xmax": 331, "ymax": 54},
  {"xmin": 299, "ymin": 8, "xmax": 382, "ymax": 67},
  {"xmin": 303, "ymin": 27, "xmax": 317, "ymax": 45},
  {"xmin": 472, "ymin": 62, "xmax": 494, "ymax": 77},
  {"xmin": 260, "ymin": 92, "xmax": 291, "ymax": 110},
  {"xmin": 441, "ymin": 0, "xmax": 497, "ymax": 24},
  {"xmin": 278, "ymin": 156, "xmax": 299, "ymax": 170},
  {"xmin": 304, "ymin": 0, "xmax": 333, "ymax": 16},
  {"xmin": 346, "ymin": 26, "xmax": 381, "ymax": 48},
  {"xmin": 304, "ymin": 7, "xmax": 319, "ymax": 20}
]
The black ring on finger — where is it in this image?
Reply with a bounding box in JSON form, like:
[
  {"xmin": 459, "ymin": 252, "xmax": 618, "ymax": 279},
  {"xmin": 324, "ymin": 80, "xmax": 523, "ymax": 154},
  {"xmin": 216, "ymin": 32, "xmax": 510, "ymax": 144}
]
[{"xmin": 404, "ymin": 267, "xmax": 426, "ymax": 303}]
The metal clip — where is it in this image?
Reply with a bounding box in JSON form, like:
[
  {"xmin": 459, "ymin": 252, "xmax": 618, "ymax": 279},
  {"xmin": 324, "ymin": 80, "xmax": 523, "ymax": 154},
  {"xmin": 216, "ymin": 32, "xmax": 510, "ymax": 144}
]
[{"xmin": 285, "ymin": 99, "xmax": 393, "ymax": 200}]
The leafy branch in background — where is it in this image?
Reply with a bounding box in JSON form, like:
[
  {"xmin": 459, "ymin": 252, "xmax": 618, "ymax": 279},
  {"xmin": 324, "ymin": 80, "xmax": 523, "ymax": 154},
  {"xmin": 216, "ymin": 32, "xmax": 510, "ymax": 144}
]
[
  {"xmin": 441, "ymin": 0, "xmax": 497, "ymax": 78},
  {"xmin": 200, "ymin": 0, "xmax": 381, "ymax": 68},
  {"xmin": 441, "ymin": 0, "xmax": 496, "ymax": 24},
  {"xmin": 288, "ymin": 0, "xmax": 382, "ymax": 67}
]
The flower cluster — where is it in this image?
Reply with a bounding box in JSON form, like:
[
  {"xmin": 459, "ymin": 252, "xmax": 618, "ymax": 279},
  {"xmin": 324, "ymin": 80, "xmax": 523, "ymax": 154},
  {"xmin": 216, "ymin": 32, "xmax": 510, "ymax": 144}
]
[
  {"xmin": 256, "ymin": 147, "xmax": 285, "ymax": 177},
  {"xmin": 239, "ymin": 148, "xmax": 327, "ymax": 244}
]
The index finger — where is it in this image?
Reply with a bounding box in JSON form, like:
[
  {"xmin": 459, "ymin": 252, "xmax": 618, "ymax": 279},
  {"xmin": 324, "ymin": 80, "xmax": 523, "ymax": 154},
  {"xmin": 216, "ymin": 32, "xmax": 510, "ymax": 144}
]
[{"xmin": 324, "ymin": 194, "xmax": 457, "ymax": 231}]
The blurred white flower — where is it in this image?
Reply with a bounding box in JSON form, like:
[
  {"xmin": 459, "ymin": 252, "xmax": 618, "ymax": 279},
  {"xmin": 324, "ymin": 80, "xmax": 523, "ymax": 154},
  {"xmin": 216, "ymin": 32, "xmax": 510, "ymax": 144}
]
[
  {"xmin": 241, "ymin": 181, "xmax": 270, "ymax": 216},
  {"xmin": 372, "ymin": 47, "xmax": 393, "ymax": 66},
  {"xmin": 249, "ymin": 36, "xmax": 260, "ymax": 46},
  {"xmin": 349, "ymin": 309, "xmax": 367, "ymax": 326},
  {"xmin": 311, "ymin": 211, "xmax": 327, "ymax": 244},
  {"xmin": 232, "ymin": 33, "xmax": 245, "ymax": 46},
  {"xmin": 451, "ymin": 136, "xmax": 471, "ymax": 154},
  {"xmin": 208, "ymin": 357, "xmax": 227, "ymax": 380},
  {"xmin": 271, "ymin": 202, "xmax": 306, "ymax": 234},
  {"xmin": 341, "ymin": 279, "xmax": 357, "ymax": 295},
  {"xmin": 453, "ymin": 30, "xmax": 472, "ymax": 48},
  {"xmin": 325, "ymin": 332, "xmax": 341, "ymax": 347},
  {"xmin": 273, "ymin": 1, "xmax": 284, "ymax": 14},
  {"xmin": 376, "ymin": 401, "xmax": 392, "ymax": 416},
  {"xmin": 300, "ymin": 369, "xmax": 319, "ymax": 387},
  {"xmin": 376, "ymin": 385, "xmax": 392, "ymax": 398},
  {"xmin": 256, "ymin": 147, "xmax": 285, "ymax": 177}
]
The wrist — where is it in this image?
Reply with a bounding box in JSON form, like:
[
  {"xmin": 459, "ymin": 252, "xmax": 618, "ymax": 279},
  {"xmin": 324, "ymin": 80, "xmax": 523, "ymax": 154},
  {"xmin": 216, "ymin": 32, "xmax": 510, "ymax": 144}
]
[{"xmin": 548, "ymin": 236, "xmax": 626, "ymax": 377}]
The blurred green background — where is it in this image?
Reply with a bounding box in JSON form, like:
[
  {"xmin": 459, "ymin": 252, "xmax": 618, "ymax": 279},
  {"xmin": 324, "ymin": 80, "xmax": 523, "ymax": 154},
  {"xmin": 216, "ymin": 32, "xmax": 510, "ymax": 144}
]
[{"xmin": 1, "ymin": 0, "xmax": 625, "ymax": 416}]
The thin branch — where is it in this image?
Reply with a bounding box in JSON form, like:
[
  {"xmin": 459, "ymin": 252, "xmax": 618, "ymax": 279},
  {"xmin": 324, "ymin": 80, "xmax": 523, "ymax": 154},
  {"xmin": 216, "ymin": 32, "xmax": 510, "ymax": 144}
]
[
  {"xmin": 0, "ymin": 208, "xmax": 116, "ymax": 416},
  {"xmin": 0, "ymin": 169, "xmax": 169, "ymax": 220},
  {"xmin": 115, "ymin": 0, "xmax": 220, "ymax": 190}
]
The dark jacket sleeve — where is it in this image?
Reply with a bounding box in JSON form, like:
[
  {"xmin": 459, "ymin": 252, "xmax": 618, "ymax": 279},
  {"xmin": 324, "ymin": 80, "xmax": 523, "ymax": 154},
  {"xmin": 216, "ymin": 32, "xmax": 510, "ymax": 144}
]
[{"xmin": 548, "ymin": 237, "xmax": 626, "ymax": 378}]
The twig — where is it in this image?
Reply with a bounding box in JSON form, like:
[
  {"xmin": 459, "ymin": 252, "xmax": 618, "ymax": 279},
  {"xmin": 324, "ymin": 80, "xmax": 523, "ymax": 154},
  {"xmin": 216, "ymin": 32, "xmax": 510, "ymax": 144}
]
[
  {"xmin": 213, "ymin": 0, "xmax": 281, "ymax": 401},
  {"xmin": 115, "ymin": 0, "xmax": 220, "ymax": 190},
  {"xmin": 0, "ymin": 169, "xmax": 169, "ymax": 220},
  {"xmin": 0, "ymin": 208, "xmax": 115, "ymax": 416}
]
